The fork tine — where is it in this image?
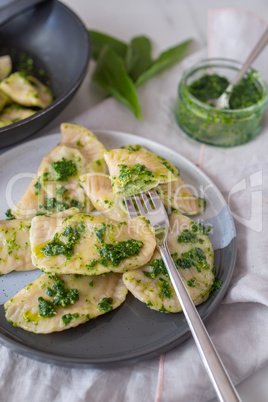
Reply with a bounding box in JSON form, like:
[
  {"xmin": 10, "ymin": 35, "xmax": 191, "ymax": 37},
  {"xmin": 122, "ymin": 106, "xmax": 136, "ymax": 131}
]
[
  {"xmin": 141, "ymin": 192, "xmax": 154, "ymax": 212},
  {"xmin": 134, "ymin": 194, "xmax": 146, "ymax": 216},
  {"xmin": 124, "ymin": 196, "xmax": 138, "ymax": 219},
  {"xmin": 149, "ymin": 190, "xmax": 163, "ymax": 210}
]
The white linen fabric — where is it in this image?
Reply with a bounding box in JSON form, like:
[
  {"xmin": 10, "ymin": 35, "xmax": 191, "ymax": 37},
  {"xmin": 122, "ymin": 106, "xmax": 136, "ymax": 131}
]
[{"xmin": 1, "ymin": 9, "xmax": 268, "ymax": 402}]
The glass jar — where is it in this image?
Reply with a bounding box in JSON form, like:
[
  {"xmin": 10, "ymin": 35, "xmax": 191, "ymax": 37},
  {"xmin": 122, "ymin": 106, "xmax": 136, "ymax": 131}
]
[{"xmin": 175, "ymin": 58, "xmax": 268, "ymax": 147}]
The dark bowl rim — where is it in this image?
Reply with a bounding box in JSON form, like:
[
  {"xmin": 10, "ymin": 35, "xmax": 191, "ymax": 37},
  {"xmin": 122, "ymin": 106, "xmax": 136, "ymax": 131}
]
[{"xmin": 0, "ymin": 0, "xmax": 91, "ymax": 136}]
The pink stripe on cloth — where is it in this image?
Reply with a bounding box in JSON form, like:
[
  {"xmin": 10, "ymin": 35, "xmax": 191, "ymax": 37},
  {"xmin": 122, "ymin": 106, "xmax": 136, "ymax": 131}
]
[
  {"xmin": 196, "ymin": 144, "xmax": 206, "ymax": 169},
  {"xmin": 154, "ymin": 353, "xmax": 166, "ymax": 402}
]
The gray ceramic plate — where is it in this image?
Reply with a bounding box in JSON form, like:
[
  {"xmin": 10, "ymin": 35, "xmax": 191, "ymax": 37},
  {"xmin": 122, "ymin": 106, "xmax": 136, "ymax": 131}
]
[{"xmin": 0, "ymin": 130, "xmax": 236, "ymax": 367}]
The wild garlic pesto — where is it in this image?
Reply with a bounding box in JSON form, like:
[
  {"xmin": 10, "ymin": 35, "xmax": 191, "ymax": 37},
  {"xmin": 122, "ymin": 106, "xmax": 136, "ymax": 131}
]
[
  {"xmin": 62, "ymin": 313, "xmax": 80, "ymax": 326},
  {"xmin": 104, "ymin": 147, "xmax": 177, "ymax": 196},
  {"xmin": 188, "ymin": 72, "xmax": 262, "ymax": 109},
  {"xmin": 176, "ymin": 59, "xmax": 268, "ymax": 147},
  {"xmin": 118, "ymin": 144, "xmax": 205, "ymax": 215},
  {"xmin": 4, "ymin": 272, "xmax": 128, "ymax": 333},
  {"xmin": 5, "ymin": 209, "xmax": 15, "ymax": 220},
  {"xmin": 41, "ymin": 221, "xmax": 85, "ymax": 260},
  {"xmin": 123, "ymin": 211, "xmax": 216, "ymax": 313},
  {"xmin": 38, "ymin": 297, "xmax": 56, "ymax": 317},
  {"xmin": 177, "ymin": 222, "xmax": 213, "ymax": 244},
  {"xmin": 51, "ymin": 157, "xmax": 78, "ymax": 181},
  {"xmin": 120, "ymin": 144, "xmax": 180, "ymax": 177},
  {"xmin": 98, "ymin": 297, "xmax": 114, "ymax": 312},
  {"xmin": 30, "ymin": 213, "xmax": 156, "ymax": 275},
  {"xmin": 117, "ymin": 163, "xmax": 155, "ymax": 194}
]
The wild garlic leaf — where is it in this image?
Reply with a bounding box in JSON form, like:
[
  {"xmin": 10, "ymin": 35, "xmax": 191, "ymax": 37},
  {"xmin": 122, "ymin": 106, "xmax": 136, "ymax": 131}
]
[
  {"xmin": 125, "ymin": 36, "xmax": 153, "ymax": 83},
  {"xmin": 92, "ymin": 46, "xmax": 143, "ymax": 119},
  {"xmin": 89, "ymin": 30, "xmax": 128, "ymax": 61},
  {"xmin": 135, "ymin": 39, "xmax": 193, "ymax": 87}
]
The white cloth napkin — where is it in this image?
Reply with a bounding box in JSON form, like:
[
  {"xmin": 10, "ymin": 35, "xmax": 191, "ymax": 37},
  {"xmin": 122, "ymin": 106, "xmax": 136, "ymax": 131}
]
[{"xmin": 1, "ymin": 9, "xmax": 268, "ymax": 402}]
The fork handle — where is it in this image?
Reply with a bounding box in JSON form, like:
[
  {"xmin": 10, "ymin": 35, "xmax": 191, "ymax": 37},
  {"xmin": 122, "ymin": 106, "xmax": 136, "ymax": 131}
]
[{"xmin": 158, "ymin": 244, "xmax": 241, "ymax": 402}]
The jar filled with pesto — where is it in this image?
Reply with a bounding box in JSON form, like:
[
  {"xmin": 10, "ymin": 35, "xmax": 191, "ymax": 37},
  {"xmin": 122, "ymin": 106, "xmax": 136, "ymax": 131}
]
[{"xmin": 175, "ymin": 58, "xmax": 268, "ymax": 147}]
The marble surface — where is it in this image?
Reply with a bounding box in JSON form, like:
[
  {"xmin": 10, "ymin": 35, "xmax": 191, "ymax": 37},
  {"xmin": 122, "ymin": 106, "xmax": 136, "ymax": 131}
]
[{"xmin": 1, "ymin": 1, "xmax": 268, "ymax": 401}]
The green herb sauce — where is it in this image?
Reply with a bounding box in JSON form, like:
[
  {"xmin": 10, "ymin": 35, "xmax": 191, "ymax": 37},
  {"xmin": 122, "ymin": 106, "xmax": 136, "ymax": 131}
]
[
  {"xmin": 41, "ymin": 221, "xmax": 85, "ymax": 259},
  {"xmin": 191, "ymin": 222, "xmax": 213, "ymax": 236},
  {"xmin": 62, "ymin": 313, "xmax": 80, "ymax": 326},
  {"xmin": 117, "ymin": 163, "xmax": 155, "ymax": 194},
  {"xmin": 46, "ymin": 276, "xmax": 79, "ymax": 307},
  {"xmin": 143, "ymin": 258, "xmax": 168, "ymax": 279},
  {"xmin": 188, "ymin": 72, "xmax": 262, "ymax": 109},
  {"xmin": 176, "ymin": 247, "xmax": 209, "ymax": 272},
  {"xmin": 187, "ymin": 278, "xmax": 196, "ymax": 287},
  {"xmin": 97, "ymin": 239, "xmax": 143, "ymax": 267},
  {"xmin": 51, "ymin": 158, "xmax": 78, "ymax": 182},
  {"xmin": 86, "ymin": 223, "xmax": 144, "ymax": 268},
  {"xmin": 177, "ymin": 229, "xmax": 198, "ymax": 244},
  {"xmin": 98, "ymin": 297, "xmax": 113, "ymax": 312},
  {"xmin": 70, "ymin": 199, "xmax": 84, "ymax": 210},
  {"xmin": 211, "ymin": 279, "xmax": 223, "ymax": 292},
  {"xmin": 176, "ymin": 68, "xmax": 267, "ymax": 147},
  {"xmin": 121, "ymin": 145, "xmax": 142, "ymax": 152},
  {"xmin": 34, "ymin": 180, "xmax": 42, "ymax": 195},
  {"xmin": 119, "ymin": 164, "xmax": 154, "ymax": 181},
  {"xmin": 158, "ymin": 277, "xmax": 172, "ymax": 299},
  {"xmin": 56, "ymin": 186, "xmax": 68, "ymax": 197},
  {"xmin": 38, "ymin": 297, "xmax": 56, "ymax": 317},
  {"xmin": 5, "ymin": 209, "xmax": 15, "ymax": 220}
]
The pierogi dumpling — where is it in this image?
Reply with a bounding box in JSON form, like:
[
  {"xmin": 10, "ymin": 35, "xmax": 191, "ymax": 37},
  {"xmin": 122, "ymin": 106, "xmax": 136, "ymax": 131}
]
[
  {"xmin": 30, "ymin": 213, "xmax": 156, "ymax": 275},
  {"xmin": 104, "ymin": 147, "xmax": 177, "ymax": 197},
  {"xmin": 4, "ymin": 272, "xmax": 128, "ymax": 333},
  {"xmin": 123, "ymin": 212, "xmax": 215, "ymax": 312},
  {"xmin": 11, "ymin": 124, "xmax": 106, "ymax": 219}
]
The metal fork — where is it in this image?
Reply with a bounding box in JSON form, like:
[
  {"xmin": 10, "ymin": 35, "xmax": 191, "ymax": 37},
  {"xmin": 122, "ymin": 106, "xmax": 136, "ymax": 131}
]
[{"xmin": 124, "ymin": 190, "xmax": 241, "ymax": 402}]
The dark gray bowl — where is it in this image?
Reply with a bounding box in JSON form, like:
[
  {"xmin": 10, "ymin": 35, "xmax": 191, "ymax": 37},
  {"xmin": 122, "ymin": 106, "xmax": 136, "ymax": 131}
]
[{"xmin": 0, "ymin": 0, "xmax": 91, "ymax": 148}]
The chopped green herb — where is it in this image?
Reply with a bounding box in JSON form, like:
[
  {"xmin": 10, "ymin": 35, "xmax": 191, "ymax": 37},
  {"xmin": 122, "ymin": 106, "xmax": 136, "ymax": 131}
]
[
  {"xmin": 211, "ymin": 280, "xmax": 223, "ymax": 292},
  {"xmin": 51, "ymin": 158, "xmax": 78, "ymax": 181},
  {"xmin": 97, "ymin": 239, "xmax": 143, "ymax": 267},
  {"xmin": 118, "ymin": 163, "xmax": 154, "ymax": 183},
  {"xmin": 176, "ymin": 247, "xmax": 209, "ymax": 272},
  {"xmin": 177, "ymin": 229, "xmax": 198, "ymax": 244},
  {"xmin": 94, "ymin": 223, "xmax": 107, "ymax": 244},
  {"xmin": 98, "ymin": 297, "xmax": 113, "ymax": 312},
  {"xmin": 122, "ymin": 144, "xmax": 142, "ymax": 152},
  {"xmin": 70, "ymin": 199, "xmax": 84, "ymax": 210},
  {"xmin": 158, "ymin": 278, "xmax": 172, "ymax": 299},
  {"xmin": 191, "ymin": 222, "xmax": 213, "ymax": 236},
  {"xmin": 46, "ymin": 276, "xmax": 79, "ymax": 307},
  {"xmin": 187, "ymin": 278, "xmax": 196, "ymax": 287},
  {"xmin": 41, "ymin": 221, "xmax": 85, "ymax": 259},
  {"xmin": 34, "ymin": 181, "xmax": 41, "ymax": 195},
  {"xmin": 38, "ymin": 297, "xmax": 56, "ymax": 317},
  {"xmin": 62, "ymin": 313, "xmax": 79, "ymax": 326},
  {"xmin": 5, "ymin": 209, "xmax": 15, "ymax": 220},
  {"xmin": 56, "ymin": 186, "xmax": 68, "ymax": 197},
  {"xmin": 159, "ymin": 305, "xmax": 168, "ymax": 313},
  {"xmin": 143, "ymin": 258, "xmax": 168, "ymax": 279}
]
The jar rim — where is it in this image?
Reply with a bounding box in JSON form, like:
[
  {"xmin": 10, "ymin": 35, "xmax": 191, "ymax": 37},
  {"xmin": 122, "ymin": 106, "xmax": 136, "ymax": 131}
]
[{"xmin": 178, "ymin": 57, "xmax": 268, "ymax": 114}]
